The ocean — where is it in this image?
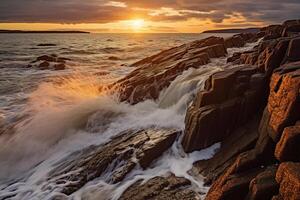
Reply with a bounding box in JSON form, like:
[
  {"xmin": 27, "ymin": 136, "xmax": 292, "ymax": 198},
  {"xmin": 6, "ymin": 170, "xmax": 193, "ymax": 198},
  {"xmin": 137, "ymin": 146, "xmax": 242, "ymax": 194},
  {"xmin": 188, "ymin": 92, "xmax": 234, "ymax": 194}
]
[{"xmin": 0, "ymin": 33, "xmax": 256, "ymax": 199}]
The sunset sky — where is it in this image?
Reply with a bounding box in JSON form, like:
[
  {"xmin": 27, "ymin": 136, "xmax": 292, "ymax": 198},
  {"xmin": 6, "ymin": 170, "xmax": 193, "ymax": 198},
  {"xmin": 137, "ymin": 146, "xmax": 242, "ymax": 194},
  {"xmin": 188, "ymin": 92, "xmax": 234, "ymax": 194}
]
[{"xmin": 1, "ymin": 0, "xmax": 300, "ymax": 33}]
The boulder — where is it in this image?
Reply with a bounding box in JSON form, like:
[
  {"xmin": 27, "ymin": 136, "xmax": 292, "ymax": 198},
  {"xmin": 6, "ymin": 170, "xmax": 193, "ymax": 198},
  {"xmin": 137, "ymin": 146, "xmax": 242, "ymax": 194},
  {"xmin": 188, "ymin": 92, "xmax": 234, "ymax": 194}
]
[
  {"xmin": 285, "ymin": 37, "xmax": 300, "ymax": 63},
  {"xmin": 275, "ymin": 162, "xmax": 300, "ymax": 200},
  {"xmin": 246, "ymin": 165, "xmax": 279, "ymax": 200},
  {"xmin": 275, "ymin": 123, "xmax": 300, "ymax": 162},
  {"xmin": 282, "ymin": 19, "xmax": 300, "ymax": 37},
  {"xmin": 53, "ymin": 63, "xmax": 66, "ymax": 70},
  {"xmin": 225, "ymin": 35, "xmax": 245, "ymax": 48},
  {"xmin": 38, "ymin": 61, "xmax": 50, "ymax": 70},
  {"xmin": 192, "ymin": 119, "xmax": 259, "ymax": 185},
  {"xmin": 259, "ymin": 62, "xmax": 300, "ymax": 142},
  {"xmin": 119, "ymin": 174, "xmax": 200, "ymax": 200},
  {"xmin": 46, "ymin": 129, "xmax": 178, "ymax": 195},
  {"xmin": 106, "ymin": 36, "xmax": 227, "ymax": 104},
  {"xmin": 261, "ymin": 25, "xmax": 284, "ymax": 40},
  {"xmin": 182, "ymin": 66, "xmax": 266, "ymax": 152}
]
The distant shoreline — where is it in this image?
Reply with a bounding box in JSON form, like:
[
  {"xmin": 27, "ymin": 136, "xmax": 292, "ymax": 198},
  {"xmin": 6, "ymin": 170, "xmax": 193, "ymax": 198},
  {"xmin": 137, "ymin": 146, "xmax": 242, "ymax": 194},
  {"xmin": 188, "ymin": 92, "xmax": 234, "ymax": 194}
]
[
  {"xmin": 202, "ymin": 27, "xmax": 261, "ymax": 34},
  {"xmin": 0, "ymin": 30, "xmax": 90, "ymax": 34}
]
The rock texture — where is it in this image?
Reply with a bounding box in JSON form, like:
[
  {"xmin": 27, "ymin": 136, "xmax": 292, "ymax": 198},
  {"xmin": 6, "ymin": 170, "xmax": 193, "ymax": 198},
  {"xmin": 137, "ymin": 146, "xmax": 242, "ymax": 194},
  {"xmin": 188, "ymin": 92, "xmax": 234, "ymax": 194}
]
[
  {"xmin": 274, "ymin": 162, "xmax": 300, "ymax": 200},
  {"xmin": 182, "ymin": 66, "xmax": 266, "ymax": 152},
  {"xmin": 180, "ymin": 19, "xmax": 300, "ymax": 200},
  {"xmin": 119, "ymin": 174, "xmax": 200, "ymax": 200},
  {"xmin": 47, "ymin": 129, "xmax": 178, "ymax": 195}
]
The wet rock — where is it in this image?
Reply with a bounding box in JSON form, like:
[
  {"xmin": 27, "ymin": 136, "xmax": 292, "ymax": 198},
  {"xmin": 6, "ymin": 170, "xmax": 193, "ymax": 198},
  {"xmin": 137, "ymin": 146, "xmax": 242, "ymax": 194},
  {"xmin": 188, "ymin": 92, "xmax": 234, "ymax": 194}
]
[
  {"xmin": 38, "ymin": 61, "xmax": 50, "ymax": 70},
  {"xmin": 107, "ymin": 36, "xmax": 227, "ymax": 104},
  {"xmin": 246, "ymin": 165, "xmax": 279, "ymax": 200},
  {"xmin": 227, "ymin": 52, "xmax": 242, "ymax": 63},
  {"xmin": 37, "ymin": 43, "xmax": 57, "ymax": 47},
  {"xmin": 192, "ymin": 119, "xmax": 259, "ymax": 185},
  {"xmin": 285, "ymin": 37, "xmax": 300, "ymax": 63},
  {"xmin": 53, "ymin": 63, "xmax": 66, "ymax": 70},
  {"xmin": 275, "ymin": 123, "xmax": 300, "ymax": 162},
  {"xmin": 259, "ymin": 62, "xmax": 300, "ymax": 142},
  {"xmin": 261, "ymin": 25, "xmax": 284, "ymax": 40},
  {"xmin": 119, "ymin": 174, "xmax": 200, "ymax": 200},
  {"xmin": 275, "ymin": 162, "xmax": 300, "ymax": 200},
  {"xmin": 225, "ymin": 35, "xmax": 245, "ymax": 48},
  {"xmin": 182, "ymin": 66, "xmax": 266, "ymax": 152},
  {"xmin": 282, "ymin": 19, "xmax": 300, "ymax": 37},
  {"xmin": 37, "ymin": 55, "xmax": 57, "ymax": 62},
  {"xmin": 28, "ymin": 54, "xmax": 70, "ymax": 70},
  {"xmin": 47, "ymin": 129, "xmax": 178, "ymax": 195}
]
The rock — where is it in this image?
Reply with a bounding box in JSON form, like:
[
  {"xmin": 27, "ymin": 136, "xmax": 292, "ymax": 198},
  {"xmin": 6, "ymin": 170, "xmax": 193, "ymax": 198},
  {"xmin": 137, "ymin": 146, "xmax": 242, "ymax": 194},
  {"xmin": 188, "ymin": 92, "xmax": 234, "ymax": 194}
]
[
  {"xmin": 36, "ymin": 55, "xmax": 56, "ymax": 62},
  {"xmin": 47, "ymin": 129, "xmax": 178, "ymax": 195},
  {"xmin": 246, "ymin": 165, "xmax": 279, "ymax": 200},
  {"xmin": 282, "ymin": 19, "xmax": 300, "ymax": 37},
  {"xmin": 275, "ymin": 162, "xmax": 300, "ymax": 200},
  {"xmin": 107, "ymin": 36, "xmax": 227, "ymax": 104},
  {"xmin": 53, "ymin": 63, "xmax": 66, "ymax": 70},
  {"xmin": 225, "ymin": 35, "xmax": 245, "ymax": 48},
  {"xmin": 261, "ymin": 25, "xmax": 284, "ymax": 40},
  {"xmin": 285, "ymin": 37, "xmax": 300, "ymax": 63},
  {"xmin": 37, "ymin": 43, "xmax": 57, "ymax": 46},
  {"xmin": 227, "ymin": 52, "xmax": 242, "ymax": 63},
  {"xmin": 259, "ymin": 62, "xmax": 300, "ymax": 142},
  {"xmin": 205, "ymin": 157, "xmax": 263, "ymax": 200},
  {"xmin": 192, "ymin": 119, "xmax": 259, "ymax": 184},
  {"xmin": 119, "ymin": 174, "xmax": 200, "ymax": 200},
  {"xmin": 182, "ymin": 66, "xmax": 266, "ymax": 152},
  {"xmin": 275, "ymin": 123, "xmax": 300, "ymax": 162},
  {"xmin": 108, "ymin": 56, "xmax": 121, "ymax": 61},
  {"xmin": 38, "ymin": 61, "xmax": 50, "ymax": 70}
]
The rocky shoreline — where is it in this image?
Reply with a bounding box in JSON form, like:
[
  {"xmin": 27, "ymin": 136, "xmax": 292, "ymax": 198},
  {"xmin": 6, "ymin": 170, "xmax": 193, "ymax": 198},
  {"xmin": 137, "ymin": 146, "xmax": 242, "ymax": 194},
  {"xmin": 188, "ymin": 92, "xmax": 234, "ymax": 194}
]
[
  {"xmin": 109, "ymin": 19, "xmax": 300, "ymax": 199},
  {"xmin": 15, "ymin": 19, "xmax": 299, "ymax": 199}
]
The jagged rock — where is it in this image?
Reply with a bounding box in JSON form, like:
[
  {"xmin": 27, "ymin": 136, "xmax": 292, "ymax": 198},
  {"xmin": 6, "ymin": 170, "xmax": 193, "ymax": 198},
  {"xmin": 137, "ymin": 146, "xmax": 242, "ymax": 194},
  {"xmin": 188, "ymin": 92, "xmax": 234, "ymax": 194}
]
[
  {"xmin": 282, "ymin": 19, "xmax": 300, "ymax": 37},
  {"xmin": 47, "ymin": 129, "xmax": 178, "ymax": 195},
  {"xmin": 192, "ymin": 119, "xmax": 259, "ymax": 185},
  {"xmin": 225, "ymin": 35, "xmax": 245, "ymax": 48},
  {"xmin": 275, "ymin": 123, "xmax": 300, "ymax": 162},
  {"xmin": 246, "ymin": 165, "xmax": 279, "ymax": 200},
  {"xmin": 259, "ymin": 62, "xmax": 300, "ymax": 142},
  {"xmin": 275, "ymin": 162, "xmax": 300, "ymax": 200},
  {"xmin": 106, "ymin": 36, "xmax": 227, "ymax": 104},
  {"xmin": 227, "ymin": 52, "xmax": 242, "ymax": 63},
  {"xmin": 285, "ymin": 37, "xmax": 300, "ymax": 63},
  {"xmin": 119, "ymin": 174, "xmax": 200, "ymax": 200},
  {"xmin": 182, "ymin": 66, "xmax": 266, "ymax": 152},
  {"xmin": 205, "ymin": 156, "xmax": 263, "ymax": 200},
  {"xmin": 261, "ymin": 25, "xmax": 284, "ymax": 40}
]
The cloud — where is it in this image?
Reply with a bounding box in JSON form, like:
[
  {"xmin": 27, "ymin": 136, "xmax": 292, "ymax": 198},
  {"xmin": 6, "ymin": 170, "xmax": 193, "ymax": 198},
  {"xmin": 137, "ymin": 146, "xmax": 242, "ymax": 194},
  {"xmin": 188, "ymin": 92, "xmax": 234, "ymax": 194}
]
[{"xmin": 0, "ymin": 0, "xmax": 299, "ymax": 26}]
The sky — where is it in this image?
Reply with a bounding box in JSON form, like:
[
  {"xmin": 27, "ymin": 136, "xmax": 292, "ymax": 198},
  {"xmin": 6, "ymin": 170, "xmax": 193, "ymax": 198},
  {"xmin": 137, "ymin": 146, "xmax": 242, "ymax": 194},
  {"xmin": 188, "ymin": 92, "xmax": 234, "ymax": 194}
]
[{"xmin": 0, "ymin": 0, "xmax": 300, "ymax": 33}]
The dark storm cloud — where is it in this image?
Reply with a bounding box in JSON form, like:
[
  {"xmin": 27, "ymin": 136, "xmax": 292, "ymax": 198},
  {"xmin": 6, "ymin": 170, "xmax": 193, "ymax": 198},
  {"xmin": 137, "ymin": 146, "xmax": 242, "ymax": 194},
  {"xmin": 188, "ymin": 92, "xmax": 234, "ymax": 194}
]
[{"xmin": 0, "ymin": 0, "xmax": 299, "ymax": 24}]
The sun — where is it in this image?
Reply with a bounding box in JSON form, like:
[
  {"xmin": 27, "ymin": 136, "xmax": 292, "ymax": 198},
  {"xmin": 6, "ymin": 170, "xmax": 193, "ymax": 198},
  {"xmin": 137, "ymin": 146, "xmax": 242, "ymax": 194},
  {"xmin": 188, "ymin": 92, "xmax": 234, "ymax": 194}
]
[{"xmin": 130, "ymin": 19, "xmax": 145, "ymax": 30}]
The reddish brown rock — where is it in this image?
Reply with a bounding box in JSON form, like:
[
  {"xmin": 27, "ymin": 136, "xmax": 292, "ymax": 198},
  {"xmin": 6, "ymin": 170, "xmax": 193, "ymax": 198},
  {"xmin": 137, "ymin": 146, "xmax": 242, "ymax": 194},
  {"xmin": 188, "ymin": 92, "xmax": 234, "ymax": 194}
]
[
  {"xmin": 182, "ymin": 66, "xmax": 266, "ymax": 152},
  {"xmin": 260, "ymin": 63, "xmax": 300, "ymax": 142},
  {"xmin": 275, "ymin": 123, "xmax": 300, "ymax": 162},
  {"xmin": 275, "ymin": 162, "xmax": 300, "ymax": 200},
  {"xmin": 53, "ymin": 63, "xmax": 66, "ymax": 70},
  {"xmin": 261, "ymin": 25, "xmax": 284, "ymax": 40},
  {"xmin": 47, "ymin": 129, "xmax": 178, "ymax": 195},
  {"xmin": 192, "ymin": 119, "xmax": 259, "ymax": 185},
  {"xmin": 246, "ymin": 165, "xmax": 279, "ymax": 200},
  {"xmin": 119, "ymin": 174, "xmax": 200, "ymax": 200},
  {"xmin": 107, "ymin": 36, "xmax": 227, "ymax": 104},
  {"xmin": 282, "ymin": 19, "xmax": 300, "ymax": 37}
]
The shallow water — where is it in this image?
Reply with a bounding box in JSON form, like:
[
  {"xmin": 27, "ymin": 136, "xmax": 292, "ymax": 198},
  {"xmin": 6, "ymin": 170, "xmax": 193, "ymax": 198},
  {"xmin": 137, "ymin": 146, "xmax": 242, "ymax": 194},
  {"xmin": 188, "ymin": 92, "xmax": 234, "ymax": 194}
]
[{"xmin": 0, "ymin": 33, "xmax": 256, "ymax": 199}]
